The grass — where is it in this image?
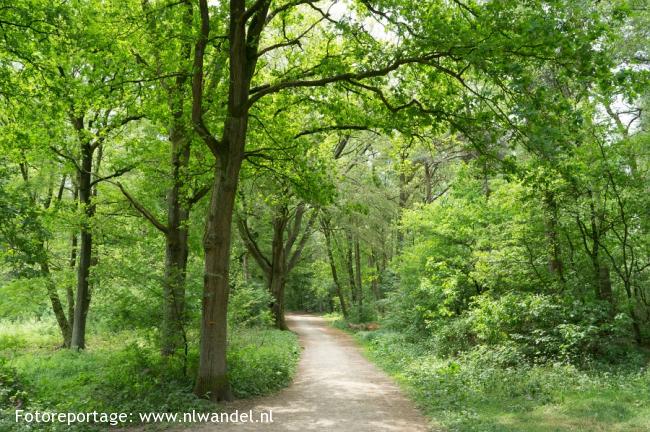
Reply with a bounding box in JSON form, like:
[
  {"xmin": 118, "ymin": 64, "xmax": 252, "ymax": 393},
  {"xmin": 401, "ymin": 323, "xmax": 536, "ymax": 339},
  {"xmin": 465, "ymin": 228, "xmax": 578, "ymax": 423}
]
[
  {"xmin": 325, "ymin": 315, "xmax": 650, "ymax": 432},
  {"xmin": 0, "ymin": 319, "xmax": 300, "ymax": 431}
]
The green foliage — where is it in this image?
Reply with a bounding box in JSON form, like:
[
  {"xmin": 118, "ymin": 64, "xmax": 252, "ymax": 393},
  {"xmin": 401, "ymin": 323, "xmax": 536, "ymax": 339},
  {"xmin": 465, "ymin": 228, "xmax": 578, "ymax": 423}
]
[
  {"xmin": 355, "ymin": 329, "xmax": 650, "ymax": 432},
  {"xmin": 0, "ymin": 278, "xmax": 49, "ymax": 320},
  {"xmin": 0, "ymin": 320, "xmax": 299, "ymax": 431},
  {"xmin": 228, "ymin": 281, "xmax": 274, "ymax": 327},
  {"xmin": 0, "ymin": 360, "xmax": 28, "ymax": 411},
  {"xmin": 226, "ymin": 329, "xmax": 300, "ymax": 398}
]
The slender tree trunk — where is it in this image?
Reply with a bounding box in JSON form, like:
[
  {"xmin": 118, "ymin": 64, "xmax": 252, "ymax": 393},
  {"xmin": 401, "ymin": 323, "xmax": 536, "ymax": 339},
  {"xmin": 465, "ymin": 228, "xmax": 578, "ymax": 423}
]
[
  {"xmin": 71, "ymin": 141, "xmax": 94, "ymax": 350},
  {"xmin": 354, "ymin": 236, "xmax": 363, "ymax": 319},
  {"xmin": 598, "ymin": 264, "xmax": 614, "ymax": 303},
  {"xmin": 40, "ymin": 260, "xmax": 71, "ymax": 347},
  {"xmin": 622, "ymin": 280, "xmax": 643, "ymax": 344},
  {"xmin": 322, "ymin": 220, "xmax": 348, "ymax": 318},
  {"xmin": 369, "ymin": 251, "xmax": 381, "ymax": 301},
  {"xmin": 269, "ymin": 212, "xmax": 288, "ymax": 330},
  {"xmin": 241, "ymin": 252, "xmax": 249, "ymax": 282},
  {"xmin": 345, "ymin": 231, "xmax": 357, "ymax": 310},
  {"xmin": 67, "ymin": 233, "xmax": 77, "ymax": 341},
  {"xmin": 161, "ymin": 227, "xmax": 189, "ymax": 355},
  {"xmin": 396, "ymin": 172, "xmax": 408, "ymax": 253},
  {"xmin": 423, "ymin": 162, "xmax": 433, "ymax": 204},
  {"xmin": 544, "ymin": 192, "xmax": 565, "ymax": 284},
  {"xmin": 161, "ymin": 125, "xmax": 191, "ymax": 356}
]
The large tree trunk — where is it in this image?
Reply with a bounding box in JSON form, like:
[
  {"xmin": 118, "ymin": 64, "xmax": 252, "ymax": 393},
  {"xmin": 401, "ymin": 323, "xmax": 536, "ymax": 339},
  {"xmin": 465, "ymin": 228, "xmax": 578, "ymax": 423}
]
[
  {"xmin": 71, "ymin": 141, "xmax": 94, "ymax": 350},
  {"xmin": 193, "ymin": 115, "xmax": 245, "ymax": 402},
  {"xmin": 192, "ymin": 0, "xmax": 268, "ymax": 402},
  {"xmin": 269, "ymin": 273, "xmax": 287, "ymax": 330}
]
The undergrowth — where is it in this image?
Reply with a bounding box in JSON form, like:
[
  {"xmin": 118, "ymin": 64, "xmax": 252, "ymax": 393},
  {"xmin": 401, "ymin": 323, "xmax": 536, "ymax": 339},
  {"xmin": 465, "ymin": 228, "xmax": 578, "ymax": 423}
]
[
  {"xmin": 326, "ymin": 314, "xmax": 650, "ymax": 432},
  {"xmin": 0, "ymin": 320, "xmax": 300, "ymax": 431}
]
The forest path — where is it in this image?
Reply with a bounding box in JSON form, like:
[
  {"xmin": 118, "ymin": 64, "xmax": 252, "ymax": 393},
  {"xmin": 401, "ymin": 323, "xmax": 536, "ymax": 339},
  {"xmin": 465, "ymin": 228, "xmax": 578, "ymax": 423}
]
[{"xmin": 187, "ymin": 314, "xmax": 430, "ymax": 432}]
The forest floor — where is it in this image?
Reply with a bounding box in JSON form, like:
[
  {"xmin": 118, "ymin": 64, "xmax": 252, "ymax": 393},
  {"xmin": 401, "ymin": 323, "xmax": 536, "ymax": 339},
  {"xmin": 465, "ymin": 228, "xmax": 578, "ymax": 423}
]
[{"xmin": 182, "ymin": 313, "xmax": 431, "ymax": 432}]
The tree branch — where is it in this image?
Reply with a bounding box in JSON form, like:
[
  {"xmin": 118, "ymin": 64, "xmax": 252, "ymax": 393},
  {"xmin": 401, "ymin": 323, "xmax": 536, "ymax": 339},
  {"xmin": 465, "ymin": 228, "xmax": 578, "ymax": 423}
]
[
  {"xmin": 236, "ymin": 214, "xmax": 272, "ymax": 274},
  {"xmin": 90, "ymin": 166, "xmax": 133, "ymax": 187},
  {"xmin": 295, "ymin": 124, "xmax": 372, "ymax": 138},
  {"xmin": 191, "ymin": 0, "xmax": 222, "ymax": 157},
  {"xmin": 288, "ymin": 208, "xmax": 318, "ymax": 271},
  {"xmin": 114, "ymin": 182, "xmax": 169, "ymax": 234},
  {"xmin": 247, "ymin": 51, "xmax": 452, "ymax": 106}
]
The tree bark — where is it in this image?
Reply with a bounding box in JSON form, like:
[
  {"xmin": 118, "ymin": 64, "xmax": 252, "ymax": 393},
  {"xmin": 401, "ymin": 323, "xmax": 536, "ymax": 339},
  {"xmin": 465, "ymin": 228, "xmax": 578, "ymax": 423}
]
[
  {"xmin": 345, "ymin": 230, "xmax": 357, "ymax": 309},
  {"xmin": 322, "ymin": 219, "xmax": 348, "ymax": 318},
  {"xmin": 71, "ymin": 139, "xmax": 94, "ymax": 350},
  {"xmin": 67, "ymin": 232, "xmax": 77, "ymax": 342},
  {"xmin": 369, "ymin": 250, "xmax": 382, "ymax": 301},
  {"xmin": 40, "ymin": 260, "xmax": 71, "ymax": 347},
  {"xmin": 354, "ymin": 235, "xmax": 363, "ymax": 319},
  {"xmin": 544, "ymin": 191, "xmax": 565, "ymax": 285},
  {"xmin": 269, "ymin": 210, "xmax": 288, "ymax": 329},
  {"xmin": 160, "ymin": 121, "xmax": 191, "ymax": 356},
  {"xmin": 194, "ymin": 151, "xmax": 242, "ymax": 402}
]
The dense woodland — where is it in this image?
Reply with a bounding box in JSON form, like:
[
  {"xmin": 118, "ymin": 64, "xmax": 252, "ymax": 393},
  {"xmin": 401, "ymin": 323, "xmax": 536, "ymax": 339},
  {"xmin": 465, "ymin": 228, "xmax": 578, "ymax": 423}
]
[{"xmin": 1, "ymin": 0, "xmax": 650, "ymax": 430}]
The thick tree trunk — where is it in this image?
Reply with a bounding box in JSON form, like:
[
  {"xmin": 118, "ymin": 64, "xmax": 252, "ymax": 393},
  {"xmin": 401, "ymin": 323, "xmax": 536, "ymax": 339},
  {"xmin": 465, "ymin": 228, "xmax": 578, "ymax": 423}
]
[
  {"xmin": 193, "ymin": 116, "xmax": 245, "ymax": 402},
  {"xmin": 71, "ymin": 141, "xmax": 94, "ymax": 350},
  {"xmin": 192, "ymin": 0, "xmax": 269, "ymax": 402},
  {"xmin": 269, "ymin": 273, "xmax": 287, "ymax": 330}
]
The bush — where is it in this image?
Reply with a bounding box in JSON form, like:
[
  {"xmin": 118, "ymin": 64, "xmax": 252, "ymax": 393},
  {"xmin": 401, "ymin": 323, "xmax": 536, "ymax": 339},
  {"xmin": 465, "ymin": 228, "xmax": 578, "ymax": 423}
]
[
  {"xmin": 228, "ymin": 282, "xmax": 273, "ymax": 327},
  {"xmin": 227, "ymin": 328, "xmax": 300, "ymax": 398},
  {"xmin": 0, "ymin": 360, "xmax": 28, "ymax": 410},
  {"xmin": 467, "ymin": 292, "xmax": 635, "ymax": 364},
  {"xmin": 1, "ymin": 321, "xmax": 300, "ymax": 431},
  {"xmin": 353, "ymin": 328, "xmax": 650, "ymax": 432}
]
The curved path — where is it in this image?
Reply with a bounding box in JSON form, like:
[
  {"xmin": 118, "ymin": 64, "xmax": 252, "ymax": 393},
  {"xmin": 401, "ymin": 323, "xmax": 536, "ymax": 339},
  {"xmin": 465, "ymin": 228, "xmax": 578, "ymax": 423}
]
[{"xmin": 192, "ymin": 314, "xmax": 430, "ymax": 432}]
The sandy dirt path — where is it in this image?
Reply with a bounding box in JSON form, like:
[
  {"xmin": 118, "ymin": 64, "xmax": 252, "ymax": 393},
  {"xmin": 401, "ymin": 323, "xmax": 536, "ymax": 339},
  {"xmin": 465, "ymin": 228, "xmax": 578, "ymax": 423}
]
[{"xmin": 187, "ymin": 313, "xmax": 430, "ymax": 432}]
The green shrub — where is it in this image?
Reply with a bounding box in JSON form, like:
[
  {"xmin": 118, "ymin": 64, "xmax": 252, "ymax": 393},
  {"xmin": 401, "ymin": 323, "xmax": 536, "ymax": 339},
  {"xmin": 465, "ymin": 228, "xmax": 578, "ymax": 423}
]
[
  {"xmin": 353, "ymin": 328, "xmax": 650, "ymax": 432},
  {"xmin": 228, "ymin": 282, "xmax": 273, "ymax": 327},
  {"xmin": 227, "ymin": 329, "xmax": 300, "ymax": 398},
  {"xmin": 1, "ymin": 322, "xmax": 300, "ymax": 431},
  {"xmin": 0, "ymin": 360, "xmax": 28, "ymax": 410}
]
